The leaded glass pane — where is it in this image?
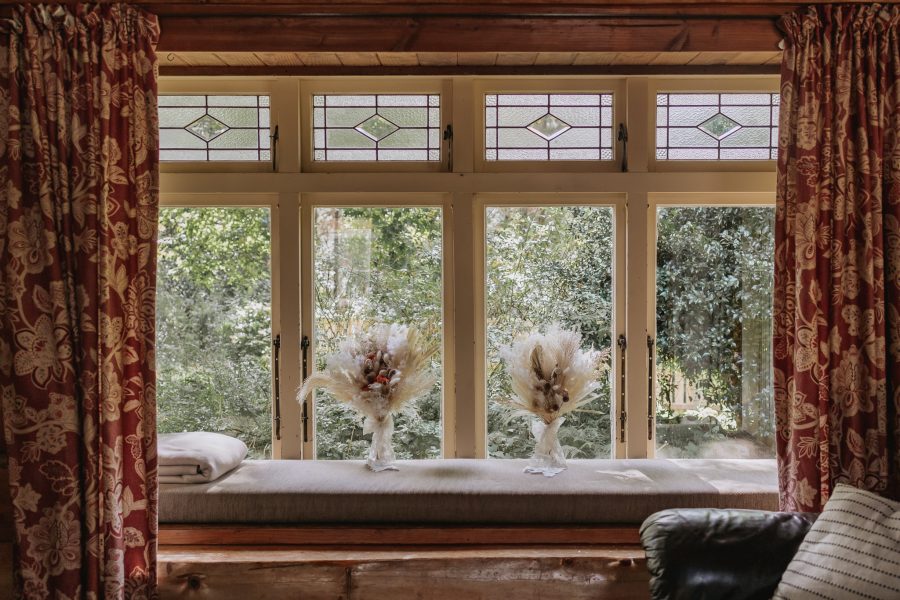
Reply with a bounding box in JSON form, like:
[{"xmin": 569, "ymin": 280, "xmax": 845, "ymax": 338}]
[
  {"xmin": 159, "ymin": 95, "xmax": 270, "ymax": 162},
  {"xmin": 313, "ymin": 94, "xmax": 441, "ymax": 162},
  {"xmin": 484, "ymin": 93, "xmax": 614, "ymax": 161},
  {"xmin": 656, "ymin": 92, "xmax": 778, "ymax": 160}
]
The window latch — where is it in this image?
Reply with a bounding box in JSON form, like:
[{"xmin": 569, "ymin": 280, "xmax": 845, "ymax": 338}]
[
  {"xmin": 273, "ymin": 334, "xmax": 281, "ymax": 441},
  {"xmin": 617, "ymin": 123, "xmax": 628, "ymax": 172},
  {"xmin": 301, "ymin": 335, "xmax": 310, "ymax": 443},
  {"xmin": 270, "ymin": 124, "xmax": 279, "ymax": 172},
  {"xmin": 617, "ymin": 334, "xmax": 627, "ymax": 443},
  {"xmin": 647, "ymin": 336, "xmax": 655, "ymax": 440},
  {"xmin": 443, "ymin": 124, "xmax": 453, "ymax": 171}
]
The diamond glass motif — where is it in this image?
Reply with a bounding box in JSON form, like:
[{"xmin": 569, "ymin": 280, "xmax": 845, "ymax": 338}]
[
  {"xmin": 699, "ymin": 113, "xmax": 741, "ymax": 140},
  {"xmin": 355, "ymin": 114, "xmax": 400, "ymax": 141},
  {"xmin": 186, "ymin": 114, "xmax": 229, "ymax": 142},
  {"xmin": 527, "ymin": 113, "xmax": 571, "ymax": 141}
]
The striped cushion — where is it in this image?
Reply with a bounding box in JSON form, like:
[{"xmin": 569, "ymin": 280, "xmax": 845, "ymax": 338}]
[{"xmin": 773, "ymin": 483, "xmax": 900, "ymax": 600}]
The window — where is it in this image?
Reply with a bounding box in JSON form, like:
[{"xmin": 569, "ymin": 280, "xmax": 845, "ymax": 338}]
[
  {"xmin": 654, "ymin": 206, "xmax": 775, "ymax": 458},
  {"xmin": 484, "ymin": 93, "xmax": 614, "ymax": 161},
  {"xmin": 312, "ymin": 206, "xmax": 444, "ymax": 459},
  {"xmin": 159, "ymin": 95, "xmax": 271, "ymax": 161},
  {"xmin": 655, "ymin": 92, "xmax": 778, "ymax": 160},
  {"xmin": 159, "ymin": 76, "xmax": 778, "ymax": 461},
  {"xmin": 156, "ymin": 207, "xmax": 273, "ymax": 458},
  {"xmin": 312, "ymin": 94, "xmax": 442, "ymax": 162},
  {"xmin": 484, "ymin": 205, "xmax": 615, "ymax": 458}
]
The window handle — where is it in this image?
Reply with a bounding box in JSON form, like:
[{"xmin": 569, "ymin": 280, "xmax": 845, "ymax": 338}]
[
  {"xmin": 273, "ymin": 334, "xmax": 281, "ymax": 441},
  {"xmin": 443, "ymin": 124, "xmax": 453, "ymax": 172},
  {"xmin": 301, "ymin": 335, "xmax": 310, "ymax": 443},
  {"xmin": 647, "ymin": 336, "xmax": 655, "ymax": 441},
  {"xmin": 270, "ymin": 124, "xmax": 279, "ymax": 172},
  {"xmin": 617, "ymin": 334, "xmax": 627, "ymax": 443},
  {"xmin": 617, "ymin": 123, "xmax": 628, "ymax": 172}
]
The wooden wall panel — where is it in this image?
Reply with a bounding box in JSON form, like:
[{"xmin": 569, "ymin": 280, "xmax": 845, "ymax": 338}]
[
  {"xmin": 158, "ymin": 546, "xmax": 650, "ymax": 600},
  {"xmin": 158, "ymin": 524, "xmax": 642, "ymax": 546}
]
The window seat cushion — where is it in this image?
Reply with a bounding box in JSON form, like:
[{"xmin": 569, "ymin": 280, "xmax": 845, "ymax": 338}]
[{"xmin": 158, "ymin": 458, "xmax": 777, "ymax": 525}]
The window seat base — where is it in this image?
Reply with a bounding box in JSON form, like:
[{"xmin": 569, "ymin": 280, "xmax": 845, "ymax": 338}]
[
  {"xmin": 157, "ymin": 544, "xmax": 651, "ymax": 599},
  {"xmin": 158, "ymin": 458, "xmax": 777, "ymax": 526}
]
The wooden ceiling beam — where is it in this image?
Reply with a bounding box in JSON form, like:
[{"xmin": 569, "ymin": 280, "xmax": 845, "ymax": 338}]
[
  {"xmin": 158, "ymin": 64, "xmax": 780, "ymax": 77},
  {"xmin": 137, "ymin": 1, "xmax": 866, "ymax": 18},
  {"xmin": 157, "ymin": 15, "xmax": 782, "ymax": 53}
]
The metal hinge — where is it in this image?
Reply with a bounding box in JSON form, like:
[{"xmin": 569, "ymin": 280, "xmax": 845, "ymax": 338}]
[
  {"xmin": 272, "ymin": 334, "xmax": 281, "ymax": 440},
  {"xmin": 617, "ymin": 334, "xmax": 627, "ymax": 443},
  {"xmin": 647, "ymin": 336, "xmax": 655, "ymax": 440},
  {"xmin": 300, "ymin": 335, "xmax": 310, "ymax": 443}
]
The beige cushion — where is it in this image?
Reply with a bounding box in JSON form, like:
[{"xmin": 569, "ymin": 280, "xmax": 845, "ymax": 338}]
[
  {"xmin": 773, "ymin": 484, "xmax": 900, "ymax": 600},
  {"xmin": 159, "ymin": 458, "xmax": 777, "ymax": 524}
]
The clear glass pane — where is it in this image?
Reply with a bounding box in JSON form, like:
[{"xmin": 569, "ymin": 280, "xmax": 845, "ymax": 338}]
[
  {"xmin": 156, "ymin": 207, "xmax": 273, "ymax": 458},
  {"xmin": 485, "ymin": 206, "xmax": 614, "ymax": 458},
  {"xmin": 313, "ymin": 207, "xmax": 443, "ymax": 459},
  {"xmin": 655, "ymin": 206, "xmax": 775, "ymax": 459},
  {"xmin": 313, "ymin": 94, "xmax": 440, "ymax": 162}
]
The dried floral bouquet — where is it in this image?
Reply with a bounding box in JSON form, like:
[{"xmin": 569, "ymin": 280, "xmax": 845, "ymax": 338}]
[
  {"xmin": 501, "ymin": 325, "xmax": 610, "ymax": 476},
  {"xmin": 298, "ymin": 323, "xmax": 437, "ymax": 471}
]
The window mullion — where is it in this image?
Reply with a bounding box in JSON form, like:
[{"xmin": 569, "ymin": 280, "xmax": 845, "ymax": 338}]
[
  {"xmin": 274, "ymin": 194, "xmax": 303, "ymax": 459},
  {"xmin": 270, "ymin": 79, "xmax": 301, "ymax": 173},
  {"xmin": 297, "ymin": 196, "xmax": 315, "ymax": 459},
  {"xmin": 457, "ymin": 192, "xmax": 481, "ymax": 458},
  {"xmin": 624, "ymin": 191, "xmax": 652, "ymax": 457}
]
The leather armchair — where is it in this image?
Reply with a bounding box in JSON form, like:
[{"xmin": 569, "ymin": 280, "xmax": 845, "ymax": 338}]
[{"xmin": 639, "ymin": 508, "xmax": 819, "ymax": 600}]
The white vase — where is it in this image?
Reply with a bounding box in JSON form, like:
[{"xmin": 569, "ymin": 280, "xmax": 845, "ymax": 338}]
[
  {"xmin": 524, "ymin": 417, "xmax": 566, "ymax": 477},
  {"xmin": 364, "ymin": 413, "xmax": 398, "ymax": 472}
]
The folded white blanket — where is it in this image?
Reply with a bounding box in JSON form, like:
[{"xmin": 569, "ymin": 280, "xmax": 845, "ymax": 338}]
[{"xmin": 158, "ymin": 432, "xmax": 248, "ymax": 484}]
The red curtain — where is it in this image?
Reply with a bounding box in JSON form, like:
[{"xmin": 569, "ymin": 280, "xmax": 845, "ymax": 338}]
[
  {"xmin": 0, "ymin": 4, "xmax": 159, "ymax": 598},
  {"xmin": 775, "ymin": 4, "xmax": 900, "ymax": 512}
]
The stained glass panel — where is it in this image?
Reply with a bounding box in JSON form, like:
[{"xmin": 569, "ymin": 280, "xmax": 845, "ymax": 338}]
[
  {"xmin": 159, "ymin": 95, "xmax": 270, "ymax": 162},
  {"xmin": 484, "ymin": 93, "xmax": 614, "ymax": 161},
  {"xmin": 313, "ymin": 94, "xmax": 441, "ymax": 162},
  {"xmin": 656, "ymin": 92, "xmax": 778, "ymax": 160}
]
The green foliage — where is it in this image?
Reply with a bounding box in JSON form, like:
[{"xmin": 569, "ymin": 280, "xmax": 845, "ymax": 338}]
[
  {"xmin": 156, "ymin": 208, "xmax": 273, "ymax": 458},
  {"xmin": 313, "ymin": 207, "xmax": 443, "ymax": 460},
  {"xmin": 485, "ymin": 207, "xmax": 613, "ymax": 459},
  {"xmin": 155, "ymin": 204, "xmax": 776, "ymax": 462},
  {"xmin": 655, "ymin": 207, "xmax": 775, "ymax": 458}
]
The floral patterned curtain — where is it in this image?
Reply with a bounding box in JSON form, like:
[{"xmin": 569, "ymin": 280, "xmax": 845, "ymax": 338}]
[
  {"xmin": 774, "ymin": 4, "xmax": 900, "ymax": 512},
  {"xmin": 0, "ymin": 4, "xmax": 159, "ymax": 598}
]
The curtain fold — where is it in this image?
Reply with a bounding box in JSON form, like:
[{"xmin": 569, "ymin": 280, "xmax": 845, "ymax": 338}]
[
  {"xmin": 774, "ymin": 3, "xmax": 900, "ymax": 512},
  {"xmin": 0, "ymin": 4, "xmax": 160, "ymax": 598}
]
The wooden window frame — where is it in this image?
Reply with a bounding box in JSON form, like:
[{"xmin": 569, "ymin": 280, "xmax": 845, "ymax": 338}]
[{"xmin": 158, "ymin": 75, "xmax": 776, "ymax": 460}]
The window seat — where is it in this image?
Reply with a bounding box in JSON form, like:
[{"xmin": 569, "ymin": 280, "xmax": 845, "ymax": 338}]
[{"xmin": 158, "ymin": 458, "xmax": 777, "ymax": 525}]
